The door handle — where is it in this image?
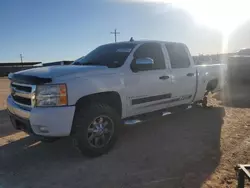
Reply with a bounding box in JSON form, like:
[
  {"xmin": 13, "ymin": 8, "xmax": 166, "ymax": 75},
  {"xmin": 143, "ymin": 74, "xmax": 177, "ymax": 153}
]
[
  {"xmin": 159, "ymin": 75, "xmax": 170, "ymax": 80},
  {"xmin": 186, "ymin": 73, "xmax": 195, "ymax": 77}
]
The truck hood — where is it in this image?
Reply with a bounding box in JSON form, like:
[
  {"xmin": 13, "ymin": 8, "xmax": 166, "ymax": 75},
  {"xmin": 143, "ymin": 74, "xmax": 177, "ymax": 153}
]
[
  {"xmin": 10, "ymin": 65, "xmax": 108, "ymax": 84},
  {"xmin": 15, "ymin": 65, "xmax": 107, "ymax": 78}
]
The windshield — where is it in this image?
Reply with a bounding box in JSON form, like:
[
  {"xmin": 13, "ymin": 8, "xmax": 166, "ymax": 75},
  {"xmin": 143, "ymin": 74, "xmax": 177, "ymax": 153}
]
[{"xmin": 73, "ymin": 43, "xmax": 136, "ymax": 68}]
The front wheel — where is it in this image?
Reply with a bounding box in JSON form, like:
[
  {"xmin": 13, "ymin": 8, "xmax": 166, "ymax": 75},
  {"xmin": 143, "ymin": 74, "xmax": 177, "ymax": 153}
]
[{"xmin": 73, "ymin": 104, "xmax": 121, "ymax": 157}]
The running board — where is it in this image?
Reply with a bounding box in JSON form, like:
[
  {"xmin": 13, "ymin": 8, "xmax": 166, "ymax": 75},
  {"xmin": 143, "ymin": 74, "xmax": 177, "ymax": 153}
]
[
  {"xmin": 124, "ymin": 105, "xmax": 192, "ymax": 125},
  {"xmin": 124, "ymin": 120, "xmax": 142, "ymax": 125}
]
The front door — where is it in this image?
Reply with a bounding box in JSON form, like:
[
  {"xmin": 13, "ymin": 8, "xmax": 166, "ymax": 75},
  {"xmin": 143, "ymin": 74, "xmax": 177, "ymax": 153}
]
[{"xmin": 125, "ymin": 42, "xmax": 173, "ymax": 117}]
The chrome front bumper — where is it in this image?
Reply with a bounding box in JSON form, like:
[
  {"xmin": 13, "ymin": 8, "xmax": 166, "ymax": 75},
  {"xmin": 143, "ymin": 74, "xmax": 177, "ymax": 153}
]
[
  {"xmin": 7, "ymin": 95, "xmax": 30, "ymax": 119},
  {"xmin": 7, "ymin": 95, "xmax": 75, "ymax": 137}
]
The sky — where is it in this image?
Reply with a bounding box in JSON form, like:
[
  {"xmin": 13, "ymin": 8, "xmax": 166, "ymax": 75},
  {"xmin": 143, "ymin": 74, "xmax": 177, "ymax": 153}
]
[{"xmin": 1, "ymin": 0, "xmax": 250, "ymax": 63}]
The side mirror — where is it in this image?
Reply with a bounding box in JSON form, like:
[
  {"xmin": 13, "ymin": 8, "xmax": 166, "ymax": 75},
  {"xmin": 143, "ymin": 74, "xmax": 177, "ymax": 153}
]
[
  {"xmin": 135, "ymin": 57, "xmax": 154, "ymax": 65},
  {"xmin": 131, "ymin": 57, "xmax": 154, "ymax": 72}
]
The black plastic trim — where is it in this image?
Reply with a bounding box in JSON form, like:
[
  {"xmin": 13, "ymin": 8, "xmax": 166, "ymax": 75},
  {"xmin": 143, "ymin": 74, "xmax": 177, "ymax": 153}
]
[
  {"xmin": 132, "ymin": 93, "xmax": 172, "ymax": 105},
  {"xmin": 8, "ymin": 110, "xmax": 33, "ymax": 134},
  {"xmin": 9, "ymin": 73, "xmax": 52, "ymax": 85},
  {"xmin": 142, "ymin": 94, "xmax": 192, "ymax": 108}
]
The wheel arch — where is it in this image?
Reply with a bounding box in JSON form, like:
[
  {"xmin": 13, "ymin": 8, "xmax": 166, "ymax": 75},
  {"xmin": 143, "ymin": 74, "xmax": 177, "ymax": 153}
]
[
  {"xmin": 206, "ymin": 78, "xmax": 218, "ymax": 91},
  {"xmin": 75, "ymin": 91, "xmax": 122, "ymax": 116},
  {"xmin": 71, "ymin": 91, "xmax": 122, "ymax": 136}
]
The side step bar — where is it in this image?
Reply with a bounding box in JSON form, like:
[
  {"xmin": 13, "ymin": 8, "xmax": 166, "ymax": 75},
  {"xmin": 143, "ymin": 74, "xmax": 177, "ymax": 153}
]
[{"xmin": 124, "ymin": 105, "xmax": 192, "ymax": 125}]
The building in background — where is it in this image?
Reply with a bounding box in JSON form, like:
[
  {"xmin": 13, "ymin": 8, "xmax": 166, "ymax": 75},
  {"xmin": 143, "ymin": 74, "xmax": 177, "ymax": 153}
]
[
  {"xmin": 0, "ymin": 61, "xmax": 73, "ymax": 77},
  {"xmin": 34, "ymin": 61, "xmax": 73, "ymax": 67},
  {"xmin": 0, "ymin": 62, "xmax": 40, "ymax": 77}
]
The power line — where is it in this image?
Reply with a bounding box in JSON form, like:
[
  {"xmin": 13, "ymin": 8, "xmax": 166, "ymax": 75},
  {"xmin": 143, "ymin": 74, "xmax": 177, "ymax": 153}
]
[{"xmin": 110, "ymin": 29, "xmax": 120, "ymax": 43}]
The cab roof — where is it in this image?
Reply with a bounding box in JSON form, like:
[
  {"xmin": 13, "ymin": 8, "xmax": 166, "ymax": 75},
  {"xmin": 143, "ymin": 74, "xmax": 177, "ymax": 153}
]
[{"xmin": 106, "ymin": 40, "xmax": 185, "ymax": 46}]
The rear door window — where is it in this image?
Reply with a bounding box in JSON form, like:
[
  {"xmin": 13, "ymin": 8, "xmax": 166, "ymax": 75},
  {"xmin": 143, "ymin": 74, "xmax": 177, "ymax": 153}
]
[{"xmin": 165, "ymin": 43, "xmax": 190, "ymax": 69}]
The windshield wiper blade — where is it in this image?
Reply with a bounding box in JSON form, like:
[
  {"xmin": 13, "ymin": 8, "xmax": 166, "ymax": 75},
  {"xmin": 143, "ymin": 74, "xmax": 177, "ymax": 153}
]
[
  {"xmin": 83, "ymin": 62, "xmax": 102, "ymax": 65},
  {"xmin": 73, "ymin": 61, "xmax": 81, "ymax": 65},
  {"xmin": 82, "ymin": 62, "xmax": 109, "ymax": 67},
  {"xmin": 73, "ymin": 61, "xmax": 109, "ymax": 67}
]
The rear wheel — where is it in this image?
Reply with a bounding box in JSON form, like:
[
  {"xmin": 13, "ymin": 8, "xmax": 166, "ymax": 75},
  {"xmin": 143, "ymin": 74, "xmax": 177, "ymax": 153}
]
[
  {"xmin": 202, "ymin": 95, "xmax": 208, "ymax": 108},
  {"xmin": 73, "ymin": 104, "xmax": 121, "ymax": 157}
]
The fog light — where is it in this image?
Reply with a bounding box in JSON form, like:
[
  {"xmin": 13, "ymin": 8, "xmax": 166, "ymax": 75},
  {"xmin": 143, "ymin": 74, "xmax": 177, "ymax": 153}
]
[{"xmin": 38, "ymin": 126, "xmax": 49, "ymax": 133}]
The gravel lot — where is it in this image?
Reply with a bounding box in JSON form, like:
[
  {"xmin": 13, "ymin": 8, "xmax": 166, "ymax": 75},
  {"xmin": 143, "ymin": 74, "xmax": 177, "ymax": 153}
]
[{"xmin": 0, "ymin": 78, "xmax": 249, "ymax": 188}]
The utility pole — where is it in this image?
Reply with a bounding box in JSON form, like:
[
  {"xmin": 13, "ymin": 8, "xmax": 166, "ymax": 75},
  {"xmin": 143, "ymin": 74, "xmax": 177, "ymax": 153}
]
[
  {"xmin": 110, "ymin": 29, "xmax": 120, "ymax": 43},
  {"xmin": 20, "ymin": 54, "xmax": 23, "ymax": 64}
]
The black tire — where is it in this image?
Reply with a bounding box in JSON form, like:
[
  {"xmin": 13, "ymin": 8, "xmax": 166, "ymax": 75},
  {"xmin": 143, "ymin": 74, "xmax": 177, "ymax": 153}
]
[
  {"xmin": 202, "ymin": 96, "xmax": 208, "ymax": 108},
  {"xmin": 73, "ymin": 103, "xmax": 121, "ymax": 157}
]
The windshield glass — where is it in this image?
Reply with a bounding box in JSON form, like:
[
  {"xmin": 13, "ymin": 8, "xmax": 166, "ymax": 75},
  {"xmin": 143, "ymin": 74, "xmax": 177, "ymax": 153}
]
[{"xmin": 73, "ymin": 43, "xmax": 136, "ymax": 68}]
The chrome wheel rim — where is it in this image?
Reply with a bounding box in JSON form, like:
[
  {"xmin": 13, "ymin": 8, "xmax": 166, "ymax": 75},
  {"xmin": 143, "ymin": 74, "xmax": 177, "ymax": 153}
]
[{"xmin": 87, "ymin": 115, "xmax": 114, "ymax": 148}]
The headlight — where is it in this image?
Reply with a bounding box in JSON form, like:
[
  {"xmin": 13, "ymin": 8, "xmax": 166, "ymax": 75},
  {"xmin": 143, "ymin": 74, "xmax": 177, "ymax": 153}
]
[{"xmin": 36, "ymin": 84, "xmax": 68, "ymax": 107}]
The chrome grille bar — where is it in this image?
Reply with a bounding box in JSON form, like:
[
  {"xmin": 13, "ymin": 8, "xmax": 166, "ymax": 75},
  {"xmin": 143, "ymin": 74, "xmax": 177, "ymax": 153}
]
[
  {"xmin": 13, "ymin": 100, "xmax": 33, "ymax": 109},
  {"xmin": 11, "ymin": 82, "xmax": 36, "ymax": 108},
  {"xmin": 11, "ymin": 87, "xmax": 32, "ymax": 99}
]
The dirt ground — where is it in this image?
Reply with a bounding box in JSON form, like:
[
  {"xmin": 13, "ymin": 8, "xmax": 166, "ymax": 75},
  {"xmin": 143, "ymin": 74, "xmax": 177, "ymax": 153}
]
[{"xmin": 0, "ymin": 78, "xmax": 250, "ymax": 188}]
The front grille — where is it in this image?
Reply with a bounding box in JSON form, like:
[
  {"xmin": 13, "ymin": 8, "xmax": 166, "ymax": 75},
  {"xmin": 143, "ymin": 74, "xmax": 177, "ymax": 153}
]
[
  {"xmin": 11, "ymin": 82, "xmax": 36, "ymax": 109},
  {"xmin": 11, "ymin": 83, "xmax": 32, "ymax": 92},
  {"xmin": 12, "ymin": 95, "xmax": 31, "ymax": 106}
]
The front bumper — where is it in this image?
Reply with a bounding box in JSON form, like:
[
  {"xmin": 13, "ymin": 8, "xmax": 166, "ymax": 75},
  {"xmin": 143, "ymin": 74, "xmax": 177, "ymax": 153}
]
[
  {"xmin": 8, "ymin": 110, "xmax": 33, "ymax": 134},
  {"xmin": 7, "ymin": 95, "xmax": 75, "ymax": 137}
]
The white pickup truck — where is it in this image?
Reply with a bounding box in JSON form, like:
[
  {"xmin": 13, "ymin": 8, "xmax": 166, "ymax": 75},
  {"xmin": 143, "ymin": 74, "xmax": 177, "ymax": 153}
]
[{"xmin": 7, "ymin": 40, "xmax": 226, "ymax": 156}]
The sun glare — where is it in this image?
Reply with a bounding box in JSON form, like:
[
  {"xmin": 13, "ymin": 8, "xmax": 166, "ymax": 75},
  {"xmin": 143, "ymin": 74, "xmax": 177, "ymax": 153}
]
[
  {"xmin": 123, "ymin": 0, "xmax": 250, "ymax": 35},
  {"xmin": 172, "ymin": 0, "xmax": 250, "ymax": 36}
]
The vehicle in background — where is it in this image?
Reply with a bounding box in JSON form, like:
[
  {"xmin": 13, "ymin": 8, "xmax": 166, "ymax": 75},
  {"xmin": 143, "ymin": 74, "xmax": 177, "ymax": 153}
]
[
  {"xmin": 193, "ymin": 55, "xmax": 213, "ymax": 65},
  {"xmin": 7, "ymin": 40, "xmax": 227, "ymax": 157},
  {"xmin": 228, "ymin": 48, "xmax": 250, "ymax": 83},
  {"xmin": 193, "ymin": 54, "xmax": 222, "ymax": 65},
  {"xmin": 34, "ymin": 61, "xmax": 73, "ymax": 67}
]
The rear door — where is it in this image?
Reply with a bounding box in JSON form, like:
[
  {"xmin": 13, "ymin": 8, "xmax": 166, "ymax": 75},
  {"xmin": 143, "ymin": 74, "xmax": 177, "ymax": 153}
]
[{"xmin": 165, "ymin": 43, "xmax": 197, "ymax": 105}]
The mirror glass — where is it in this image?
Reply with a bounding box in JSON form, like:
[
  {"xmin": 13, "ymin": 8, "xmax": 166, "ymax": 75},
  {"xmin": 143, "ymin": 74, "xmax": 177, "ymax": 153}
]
[{"xmin": 135, "ymin": 58, "xmax": 154, "ymax": 65}]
